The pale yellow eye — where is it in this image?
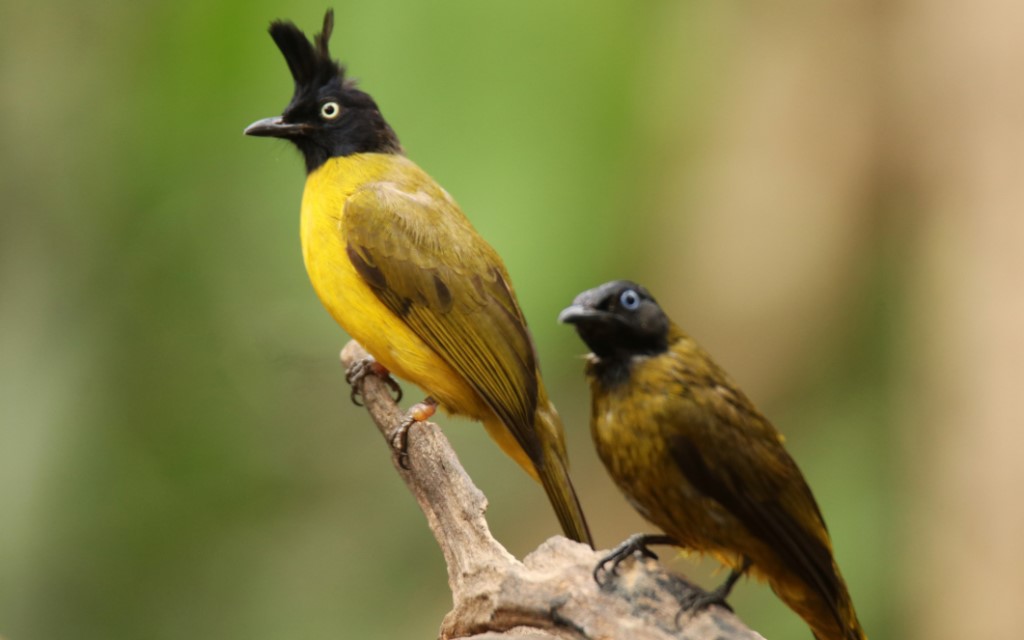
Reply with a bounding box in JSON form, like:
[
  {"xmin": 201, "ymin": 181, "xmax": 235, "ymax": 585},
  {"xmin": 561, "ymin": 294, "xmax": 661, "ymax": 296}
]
[{"xmin": 320, "ymin": 101, "xmax": 341, "ymax": 120}]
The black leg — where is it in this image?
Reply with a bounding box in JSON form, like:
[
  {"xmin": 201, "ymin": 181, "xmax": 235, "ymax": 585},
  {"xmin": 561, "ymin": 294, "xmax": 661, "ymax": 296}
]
[
  {"xmin": 677, "ymin": 556, "xmax": 752, "ymax": 624},
  {"xmin": 593, "ymin": 533, "xmax": 679, "ymax": 585}
]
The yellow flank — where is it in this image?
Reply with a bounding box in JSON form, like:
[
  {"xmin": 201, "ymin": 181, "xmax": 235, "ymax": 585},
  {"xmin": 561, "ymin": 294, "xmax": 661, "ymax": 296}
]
[
  {"xmin": 302, "ymin": 155, "xmax": 479, "ymax": 416},
  {"xmin": 299, "ymin": 152, "xmax": 535, "ymax": 474},
  {"xmin": 481, "ymin": 416, "xmax": 538, "ymax": 481}
]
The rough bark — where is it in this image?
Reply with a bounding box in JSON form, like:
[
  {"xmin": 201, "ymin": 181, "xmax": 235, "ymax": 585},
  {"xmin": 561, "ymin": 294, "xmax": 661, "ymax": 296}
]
[{"xmin": 340, "ymin": 340, "xmax": 764, "ymax": 640}]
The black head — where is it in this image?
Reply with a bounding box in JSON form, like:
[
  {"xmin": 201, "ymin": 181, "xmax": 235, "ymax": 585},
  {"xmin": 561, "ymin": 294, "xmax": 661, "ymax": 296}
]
[
  {"xmin": 244, "ymin": 10, "xmax": 401, "ymax": 172},
  {"xmin": 559, "ymin": 280, "xmax": 670, "ymax": 361}
]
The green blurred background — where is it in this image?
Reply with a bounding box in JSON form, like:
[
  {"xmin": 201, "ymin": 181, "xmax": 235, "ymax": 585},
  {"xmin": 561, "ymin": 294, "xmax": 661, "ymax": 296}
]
[{"xmin": 4, "ymin": 1, "xmax": 1023, "ymax": 638}]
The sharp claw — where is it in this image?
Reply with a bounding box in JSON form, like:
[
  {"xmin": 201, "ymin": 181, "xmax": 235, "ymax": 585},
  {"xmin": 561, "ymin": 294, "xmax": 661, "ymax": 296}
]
[
  {"xmin": 594, "ymin": 543, "xmax": 635, "ymax": 585},
  {"xmin": 672, "ymin": 558, "xmax": 749, "ymax": 628},
  {"xmin": 345, "ymin": 356, "xmax": 402, "ymax": 406},
  {"xmin": 593, "ymin": 533, "xmax": 675, "ymax": 586},
  {"xmin": 389, "ymin": 417, "xmax": 413, "ymax": 469},
  {"xmin": 384, "ymin": 377, "xmax": 403, "ymax": 403},
  {"xmin": 592, "ymin": 533, "xmax": 743, "ymax": 625},
  {"xmin": 388, "ymin": 397, "xmax": 437, "ymax": 470},
  {"xmin": 593, "ymin": 558, "xmax": 613, "ymax": 585},
  {"xmin": 675, "ymin": 589, "xmax": 734, "ymax": 628}
]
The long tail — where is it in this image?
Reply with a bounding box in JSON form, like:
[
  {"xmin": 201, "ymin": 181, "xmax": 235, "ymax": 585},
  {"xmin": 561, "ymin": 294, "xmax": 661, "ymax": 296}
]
[
  {"xmin": 482, "ymin": 401, "xmax": 593, "ymax": 546},
  {"xmin": 536, "ymin": 448, "xmax": 592, "ymax": 546},
  {"xmin": 808, "ymin": 599, "xmax": 866, "ymax": 640},
  {"xmin": 771, "ymin": 561, "xmax": 866, "ymax": 640},
  {"xmin": 532, "ymin": 400, "xmax": 592, "ymax": 546}
]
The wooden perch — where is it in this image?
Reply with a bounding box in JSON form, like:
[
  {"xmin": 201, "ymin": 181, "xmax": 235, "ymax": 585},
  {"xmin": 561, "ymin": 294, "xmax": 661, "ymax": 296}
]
[{"xmin": 340, "ymin": 339, "xmax": 765, "ymax": 640}]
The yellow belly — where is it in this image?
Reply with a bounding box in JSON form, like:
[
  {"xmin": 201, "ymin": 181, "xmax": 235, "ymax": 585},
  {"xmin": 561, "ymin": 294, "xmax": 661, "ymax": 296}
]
[{"xmin": 298, "ymin": 153, "xmax": 492, "ymax": 421}]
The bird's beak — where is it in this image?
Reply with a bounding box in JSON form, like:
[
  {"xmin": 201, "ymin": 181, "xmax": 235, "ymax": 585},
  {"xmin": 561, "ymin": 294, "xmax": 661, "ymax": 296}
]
[
  {"xmin": 558, "ymin": 304, "xmax": 601, "ymax": 325},
  {"xmin": 244, "ymin": 116, "xmax": 309, "ymax": 139}
]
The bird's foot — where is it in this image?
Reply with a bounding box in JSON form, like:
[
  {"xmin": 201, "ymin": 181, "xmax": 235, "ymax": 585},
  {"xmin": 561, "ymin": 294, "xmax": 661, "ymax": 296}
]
[
  {"xmin": 594, "ymin": 533, "xmax": 678, "ymax": 586},
  {"xmin": 674, "ymin": 557, "xmax": 751, "ymax": 625},
  {"xmin": 387, "ymin": 396, "xmax": 438, "ymax": 469},
  {"xmin": 344, "ymin": 354, "xmax": 403, "ymax": 406}
]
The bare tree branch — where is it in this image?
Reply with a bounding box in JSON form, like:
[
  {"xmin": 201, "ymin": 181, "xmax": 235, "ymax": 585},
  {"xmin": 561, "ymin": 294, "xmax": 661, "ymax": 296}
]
[{"xmin": 341, "ymin": 340, "xmax": 765, "ymax": 640}]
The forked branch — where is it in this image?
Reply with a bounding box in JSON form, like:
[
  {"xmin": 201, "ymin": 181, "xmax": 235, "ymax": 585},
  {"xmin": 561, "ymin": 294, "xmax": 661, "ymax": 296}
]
[{"xmin": 340, "ymin": 339, "xmax": 763, "ymax": 640}]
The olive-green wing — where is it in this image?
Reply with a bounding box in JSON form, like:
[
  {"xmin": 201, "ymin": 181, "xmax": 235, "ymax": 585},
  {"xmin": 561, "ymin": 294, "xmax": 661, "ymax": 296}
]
[
  {"xmin": 665, "ymin": 364, "xmax": 845, "ymax": 631},
  {"xmin": 343, "ymin": 180, "xmax": 542, "ymax": 462}
]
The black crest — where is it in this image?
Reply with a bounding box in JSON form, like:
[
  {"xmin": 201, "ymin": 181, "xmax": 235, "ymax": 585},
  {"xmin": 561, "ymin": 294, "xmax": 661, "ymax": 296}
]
[
  {"xmin": 246, "ymin": 9, "xmax": 402, "ymax": 168},
  {"xmin": 269, "ymin": 10, "xmax": 351, "ymax": 94}
]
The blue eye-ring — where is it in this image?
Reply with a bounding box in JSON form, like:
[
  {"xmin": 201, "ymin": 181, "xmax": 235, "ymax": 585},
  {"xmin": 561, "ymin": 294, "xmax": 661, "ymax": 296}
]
[{"xmin": 620, "ymin": 289, "xmax": 641, "ymax": 311}]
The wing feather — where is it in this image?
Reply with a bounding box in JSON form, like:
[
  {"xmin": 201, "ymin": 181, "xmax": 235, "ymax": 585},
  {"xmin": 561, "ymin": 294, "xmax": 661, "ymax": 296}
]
[
  {"xmin": 343, "ymin": 180, "xmax": 542, "ymax": 461},
  {"xmin": 665, "ymin": 363, "xmax": 845, "ymax": 631}
]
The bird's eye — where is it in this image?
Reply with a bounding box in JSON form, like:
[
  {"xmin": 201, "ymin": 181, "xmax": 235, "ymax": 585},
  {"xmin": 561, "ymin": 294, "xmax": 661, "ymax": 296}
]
[
  {"xmin": 620, "ymin": 289, "xmax": 641, "ymax": 311},
  {"xmin": 320, "ymin": 101, "xmax": 341, "ymax": 120}
]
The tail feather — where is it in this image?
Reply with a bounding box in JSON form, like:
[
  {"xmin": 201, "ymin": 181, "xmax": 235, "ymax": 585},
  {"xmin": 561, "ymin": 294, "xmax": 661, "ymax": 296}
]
[
  {"xmin": 774, "ymin": 567, "xmax": 866, "ymax": 640},
  {"xmin": 536, "ymin": 446, "xmax": 593, "ymax": 546},
  {"xmin": 480, "ymin": 397, "xmax": 592, "ymax": 546},
  {"xmin": 533, "ymin": 399, "xmax": 592, "ymax": 546}
]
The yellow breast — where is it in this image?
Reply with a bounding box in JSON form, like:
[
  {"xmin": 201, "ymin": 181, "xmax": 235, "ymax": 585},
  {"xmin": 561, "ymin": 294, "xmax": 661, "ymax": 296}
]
[{"xmin": 298, "ymin": 153, "xmax": 487, "ymax": 418}]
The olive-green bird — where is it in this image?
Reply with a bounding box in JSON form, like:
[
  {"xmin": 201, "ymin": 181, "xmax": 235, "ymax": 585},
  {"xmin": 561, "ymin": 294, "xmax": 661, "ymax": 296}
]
[
  {"xmin": 559, "ymin": 280, "xmax": 865, "ymax": 640},
  {"xmin": 244, "ymin": 10, "xmax": 591, "ymax": 545}
]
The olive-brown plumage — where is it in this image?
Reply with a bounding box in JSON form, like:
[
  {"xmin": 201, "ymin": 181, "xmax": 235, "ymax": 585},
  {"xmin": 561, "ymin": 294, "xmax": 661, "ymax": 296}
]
[{"xmin": 560, "ymin": 280, "xmax": 865, "ymax": 640}]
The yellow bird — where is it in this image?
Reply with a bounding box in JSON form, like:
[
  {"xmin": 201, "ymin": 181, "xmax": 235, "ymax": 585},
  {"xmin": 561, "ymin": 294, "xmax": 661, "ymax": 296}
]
[
  {"xmin": 245, "ymin": 10, "xmax": 591, "ymax": 546},
  {"xmin": 561, "ymin": 280, "xmax": 865, "ymax": 639}
]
